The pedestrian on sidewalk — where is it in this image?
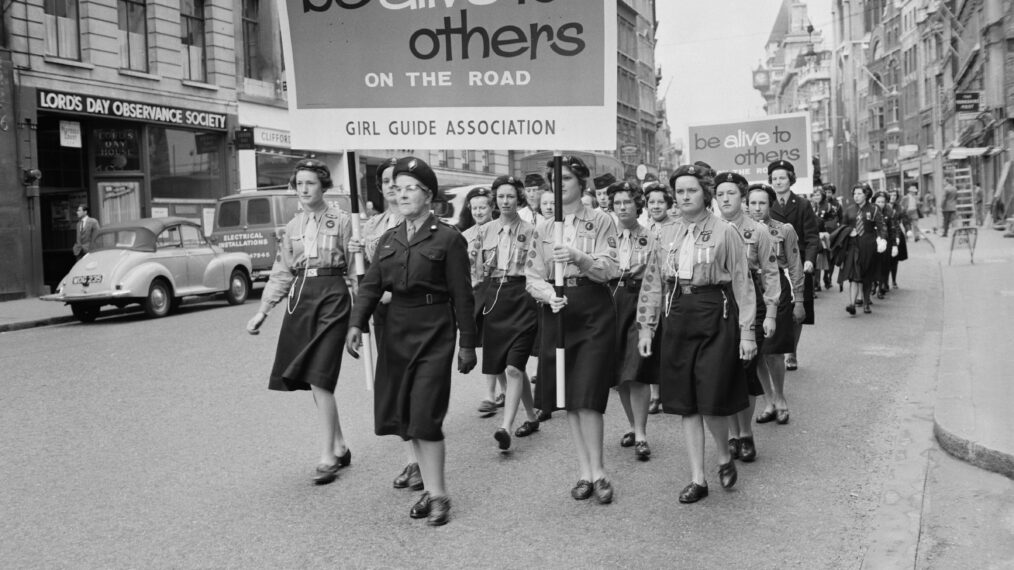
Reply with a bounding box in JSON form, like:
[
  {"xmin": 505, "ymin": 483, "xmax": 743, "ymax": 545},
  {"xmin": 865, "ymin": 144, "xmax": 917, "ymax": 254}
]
[
  {"xmin": 834, "ymin": 184, "xmax": 887, "ymax": 315},
  {"xmin": 346, "ymin": 156, "xmax": 478, "ymax": 527},
  {"xmin": 941, "ymin": 182, "xmax": 957, "ymax": 237},
  {"xmin": 245, "ymin": 159, "xmax": 354, "ymax": 486},
  {"xmin": 903, "ymin": 184, "xmax": 925, "ymax": 242},
  {"xmin": 72, "ymin": 205, "xmax": 100, "ymax": 259}
]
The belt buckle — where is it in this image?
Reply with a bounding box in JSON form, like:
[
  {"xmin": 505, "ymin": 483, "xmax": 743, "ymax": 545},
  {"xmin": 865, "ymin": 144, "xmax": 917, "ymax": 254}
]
[
  {"xmin": 307, "ymin": 268, "xmax": 318, "ymax": 277},
  {"xmin": 617, "ymin": 279, "xmax": 626, "ymax": 287},
  {"xmin": 565, "ymin": 277, "xmax": 578, "ymax": 287},
  {"xmin": 681, "ymin": 285, "xmax": 694, "ymax": 295},
  {"xmin": 425, "ymin": 293, "xmax": 433, "ymax": 304}
]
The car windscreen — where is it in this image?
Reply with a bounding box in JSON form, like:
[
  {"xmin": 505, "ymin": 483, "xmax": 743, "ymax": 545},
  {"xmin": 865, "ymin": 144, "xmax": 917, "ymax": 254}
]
[{"xmin": 92, "ymin": 229, "xmax": 157, "ymax": 252}]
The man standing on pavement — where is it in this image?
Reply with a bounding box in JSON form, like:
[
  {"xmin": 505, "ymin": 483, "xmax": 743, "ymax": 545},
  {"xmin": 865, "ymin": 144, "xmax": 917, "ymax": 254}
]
[
  {"xmin": 941, "ymin": 182, "xmax": 957, "ymax": 237},
  {"xmin": 767, "ymin": 160, "xmax": 819, "ymax": 371},
  {"xmin": 904, "ymin": 185, "xmax": 925, "ymax": 241},
  {"xmin": 72, "ymin": 205, "xmax": 100, "ymax": 259}
]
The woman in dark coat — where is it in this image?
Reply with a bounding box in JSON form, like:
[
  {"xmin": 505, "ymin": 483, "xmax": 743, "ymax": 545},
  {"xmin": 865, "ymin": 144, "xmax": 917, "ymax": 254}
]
[
  {"xmin": 246, "ymin": 159, "xmax": 354, "ymax": 485},
  {"xmin": 885, "ymin": 189, "xmax": 908, "ymax": 289},
  {"xmin": 837, "ymin": 184, "xmax": 887, "ymax": 315},
  {"xmin": 346, "ymin": 156, "xmax": 478, "ymax": 526}
]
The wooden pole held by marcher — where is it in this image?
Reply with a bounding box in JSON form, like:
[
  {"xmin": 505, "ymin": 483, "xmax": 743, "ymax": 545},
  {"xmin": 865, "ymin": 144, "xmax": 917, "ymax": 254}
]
[
  {"xmin": 553, "ymin": 151, "xmax": 566, "ymax": 408},
  {"xmin": 345, "ymin": 150, "xmax": 375, "ymax": 391}
]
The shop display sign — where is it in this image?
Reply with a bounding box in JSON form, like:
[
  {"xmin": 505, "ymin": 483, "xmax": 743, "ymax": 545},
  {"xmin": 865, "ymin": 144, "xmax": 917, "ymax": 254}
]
[
  {"xmin": 279, "ymin": 0, "xmax": 617, "ymax": 150},
  {"xmin": 60, "ymin": 120, "xmax": 82, "ymax": 148},
  {"xmin": 38, "ymin": 89, "xmax": 228, "ymax": 130},
  {"xmin": 94, "ymin": 128, "xmax": 141, "ymax": 171}
]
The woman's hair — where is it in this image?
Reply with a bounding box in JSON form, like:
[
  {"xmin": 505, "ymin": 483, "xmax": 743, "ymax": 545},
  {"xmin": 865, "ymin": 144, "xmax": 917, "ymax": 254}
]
[
  {"xmin": 455, "ymin": 186, "xmax": 498, "ymax": 232},
  {"xmin": 491, "ymin": 175, "xmax": 527, "ymax": 208},
  {"xmin": 643, "ymin": 182, "xmax": 673, "ymax": 208},
  {"xmin": 873, "ymin": 190, "xmax": 890, "ymax": 204},
  {"xmin": 289, "ymin": 158, "xmax": 334, "ymax": 190},
  {"xmin": 375, "ymin": 157, "xmax": 398, "ymax": 189},
  {"xmin": 606, "ymin": 181, "xmax": 645, "ymax": 216},
  {"xmin": 545, "ymin": 155, "xmax": 590, "ymax": 191},
  {"xmin": 852, "ymin": 183, "xmax": 873, "ymax": 200},
  {"xmin": 747, "ymin": 183, "xmax": 778, "ymax": 208}
]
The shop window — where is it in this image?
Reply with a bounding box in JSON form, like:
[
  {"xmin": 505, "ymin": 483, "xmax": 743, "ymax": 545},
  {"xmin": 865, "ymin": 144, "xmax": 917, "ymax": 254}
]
[
  {"xmin": 218, "ymin": 201, "xmax": 240, "ymax": 227},
  {"xmin": 93, "ymin": 128, "xmax": 142, "ymax": 172},
  {"xmin": 255, "ymin": 151, "xmax": 300, "ymax": 187},
  {"xmin": 247, "ymin": 198, "xmax": 271, "ymax": 225},
  {"xmin": 181, "ymin": 0, "xmax": 207, "ymax": 82},
  {"xmin": 118, "ymin": 0, "xmax": 149, "ymax": 72},
  {"xmin": 44, "ymin": 0, "xmax": 80, "ymax": 60},
  {"xmin": 149, "ymin": 127, "xmax": 224, "ymax": 200}
]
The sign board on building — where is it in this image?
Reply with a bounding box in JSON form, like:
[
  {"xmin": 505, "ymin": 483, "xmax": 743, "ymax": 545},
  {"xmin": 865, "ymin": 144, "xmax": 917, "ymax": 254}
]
[
  {"xmin": 688, "ymin": 112, "xmax": 813, "ymax": 192},
  {"xmin": 37, "ymin": 89, "xmax": 229, "ymax": 131},
  {"xmin": 279, "ymin": 1, "xmax": 617, "ymax": 150},
  {"xmin": 59, "ymin": 120, "xmax": 82, "ymax": 148},
  {"xmin": 235, "ymin": 129, "xmax": 256, "ymax": 150},
  {"xmin": 253, "ymin": 127, "xmax": 291, "ymax": 149},
  {"xmin": 955, "ymin": 92, "xmax": 981, "ymax": 114},
  {"xmin": 195, "ymin": 133, "xmax": 219, "ymax": 154}
]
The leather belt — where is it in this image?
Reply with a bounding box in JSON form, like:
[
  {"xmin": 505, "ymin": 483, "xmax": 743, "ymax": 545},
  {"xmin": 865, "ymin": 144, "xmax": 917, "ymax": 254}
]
[
  {"xmin": 390, "ymin": 292, "xmax": 450, "ymax": 307},
  {"xmin": 562, "ymin": 277, "xmax": 598, "ymax": 287},
  {"xmin": 665, "ymin": 279, "xmax": 724, "ymax": 296},
  {"xmin": 296, "ymin": 266, "xmax": 346, "ymax": 277},
  {"xmin": 487, "ymin": 275, "xmax": 525, "ymax": 284},
  {"xmin": 610, "ymin": 278, "xmax": 643, "ymax": 290}
]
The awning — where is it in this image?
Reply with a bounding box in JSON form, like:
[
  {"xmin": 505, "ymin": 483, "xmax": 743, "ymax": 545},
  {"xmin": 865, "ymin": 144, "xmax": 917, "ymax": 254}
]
[{"xmin": 946, "ymin": 147, "xmax": 991, "ymax": 160}]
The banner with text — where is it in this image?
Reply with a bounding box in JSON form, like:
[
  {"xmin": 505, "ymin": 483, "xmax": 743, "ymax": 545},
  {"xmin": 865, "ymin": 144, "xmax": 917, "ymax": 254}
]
[
  {"xmin": 689, "ymin": 113, "xmax": 813, "ymax": 193},
  {"xmin": 279, "ymin": 0, "xmax": 617, "ymax": 150}
]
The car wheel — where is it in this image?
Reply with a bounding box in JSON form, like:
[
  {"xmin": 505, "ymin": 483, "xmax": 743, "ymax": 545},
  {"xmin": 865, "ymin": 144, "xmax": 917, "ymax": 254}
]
[
  {"xmin": 71, "ymin": 303, "xmax": 101, "ymax": 323},
  {"xmin": 143, "ymin": 279, "xmax": 172, "ymax": 318},
  {"xmin": 226, "ymin": 269, "xmax": 250, "ymax": 305}
]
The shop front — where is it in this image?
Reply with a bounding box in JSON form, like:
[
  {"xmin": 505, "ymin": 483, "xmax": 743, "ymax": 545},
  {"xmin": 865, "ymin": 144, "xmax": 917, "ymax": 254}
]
[{"xmin": 33, "ymin": 88, "xmax": 234, "ymax": 290}]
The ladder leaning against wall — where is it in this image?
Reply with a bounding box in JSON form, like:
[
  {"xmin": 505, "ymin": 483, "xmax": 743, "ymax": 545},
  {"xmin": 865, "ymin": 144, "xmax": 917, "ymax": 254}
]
[{"xmin": 948, "ymin": 165, "xmax": 978, "ymax": 265}]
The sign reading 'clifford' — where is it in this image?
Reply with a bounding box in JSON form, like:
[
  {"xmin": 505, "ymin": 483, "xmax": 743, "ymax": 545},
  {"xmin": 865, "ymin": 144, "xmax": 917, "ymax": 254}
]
[{"xmin": 279, "ymin": 0, "xmax": 617, "ymax": 150}]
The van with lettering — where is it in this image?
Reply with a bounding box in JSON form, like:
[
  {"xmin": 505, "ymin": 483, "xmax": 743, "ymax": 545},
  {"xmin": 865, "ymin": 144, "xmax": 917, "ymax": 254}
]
[{"xmin": 210, "ymin": 188, "xmax": 351, "ymax": 281}]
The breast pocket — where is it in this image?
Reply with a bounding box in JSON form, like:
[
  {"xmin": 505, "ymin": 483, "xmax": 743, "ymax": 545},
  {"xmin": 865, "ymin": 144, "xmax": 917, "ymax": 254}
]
[
  {"xmin": 694, "ymin": 245, "xmax": 717, "ymax": 268},
  {"xmin": 421, "ymin": 248, "xmax": 446, "ymax": 281}
]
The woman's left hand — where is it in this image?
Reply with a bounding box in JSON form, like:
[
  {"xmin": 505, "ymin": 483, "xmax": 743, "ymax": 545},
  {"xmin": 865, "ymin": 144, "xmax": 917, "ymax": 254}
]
[
  {"xmin": 739, "ymin": 339, "xmax": 757, "ymax": 361},
  {"xmin": 551, "ymin": 245, "xmax": 581, "ymax": 265},
  {"xmin": 792, "ymin": 302, "xmax": 806, "ymax": 324},
  {"xmin": 457, "ymin": 347, "xmax": 477, "ymax": 374},
  {"xmin": 803, "ymin": 260, "xmax": 814, "ymax": 274},
  {"xmin": 762, "ymin": 316, "xmax": 777, "ymax": 337}
]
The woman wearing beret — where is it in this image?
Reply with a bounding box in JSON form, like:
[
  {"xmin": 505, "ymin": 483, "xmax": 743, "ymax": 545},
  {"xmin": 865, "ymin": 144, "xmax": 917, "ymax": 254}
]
[
  {"xmin": 607, "ymin": 181, "xmax": 657, "ymax": 461},
  {"xmin": 346, "ymin": 156, "xmax": 478, "ymax": 526},
  {"xmin": 643, "ymin": 182, "xmax": 676, "ymax": 414},
  {"xmin": 746, "ymin": 184, "xmax": 805, "ymax": 427},
  {"xmin": 715, "ymin": 174, "xmax": 780, "ymax": 462},
  {"xmin": 636, "ymin": 164, "xmax": 756, "ymax": 504},
  {"xmin": 246, "ymin": 159, "xmax": 354, "ymax": 485},
  {"xmin": 473, "ymin": 176, "xmax": 541, "ymax": 450},
  {"xmin": 348, "ymin": 157, "xmax": 422, "ymax": 492},
  {"xmin": 525, "ymin": 155, "xmax": 620, "ymax": 504},
  {"xmin": 836, "ymin": 184, "xmax": 887, "ymax": 315},
  {"xmin": 886, "ymin": 189, "xmax": 908, "ymax": 288}
]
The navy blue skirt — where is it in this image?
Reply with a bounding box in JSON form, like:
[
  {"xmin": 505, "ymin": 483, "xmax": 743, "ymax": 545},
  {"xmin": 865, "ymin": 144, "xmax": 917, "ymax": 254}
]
[{"xmin": 480, "ymin": 279, "xmax": 538, "ymax": 374}]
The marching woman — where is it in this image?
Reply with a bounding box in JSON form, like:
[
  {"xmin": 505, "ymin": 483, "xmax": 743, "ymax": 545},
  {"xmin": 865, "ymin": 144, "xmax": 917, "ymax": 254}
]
[
  {"xmin": 246, "ymin": 159, "xmax": 354, "ymax": 485},
  {"xmin": 746, "ymin": 184, "xmax": 805, "ymax": 427},
  {"xmin": 607, "ymin": 181, "xmax": 658, "ymax": 461},
  {"xmin": 836, "ymin": 184, "xmax": 887, "ymax": 315},
  {"xmin": 348, "ymin": 158, "xmax": 422, "ymax": 492},
  {"xmin": 525, "ymin": 155, "xmax": 619, "ymax": 504},
  {"xmin": 887, "ymin": 191, "xmax": 908, "ymax": 289},
  {"xmin": 345, "ymin": 156, "xmax": 478, "ymax": 526},
  {"xmin": 636, "ymin": 164, "xmax": 757, "ymax": 504},
  {"xmin": 714, "ymin": 173, "xmax": 780, "ymax": 463},
  {"xmin": 643, "ymin": 182, "xmax": 676, "ymax": 414},
  {"xmin": 474, "ymin": 175, "xmax": 541, "ymax": 450}
]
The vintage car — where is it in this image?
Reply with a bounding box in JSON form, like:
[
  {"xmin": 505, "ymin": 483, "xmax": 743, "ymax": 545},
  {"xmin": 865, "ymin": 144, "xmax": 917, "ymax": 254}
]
[{"xmin": 43, "ymin": 217, "xmax": 253, "ymax": 323}]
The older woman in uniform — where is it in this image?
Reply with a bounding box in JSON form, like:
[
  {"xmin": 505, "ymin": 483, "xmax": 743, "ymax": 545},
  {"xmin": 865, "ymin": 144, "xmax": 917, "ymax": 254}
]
[
  {"xmin": 349, "ymin": 157, "xmax": 422, "ymax": 492},
  {"xmin": 837, "ymin": 184, "xmax": 887, "ymax": 315},
  {"xmin": 715, "ymin": 174, "xmax": 780, "ymax": 462},
  {"xmin": 473, "ymin": 176, "xmax": 541, "ymax": 450},
  {"xmin": 643, "ymin": 182, "xmax": 676, "ymax": 414},
  {"xmin": 526, "ymin": 155, "xmax": 619, "ymax": 504},
  {"xmin": 636, "ymin": 164, "xmax": 757, "ymax": 504},
  {"xmin": 345, "ymin": 157, "xmax": 477, "ymax": 526},
  {"xmin": 246, "ymin": 159, "xmax": 354, "ymax": 485},
  {"xmin": 746, "ymin": 184, "xmax": 805, "ymax": 427},
  {"xmin": 607, "ymin": 181, "xmax": 658, "ymax": 460}
]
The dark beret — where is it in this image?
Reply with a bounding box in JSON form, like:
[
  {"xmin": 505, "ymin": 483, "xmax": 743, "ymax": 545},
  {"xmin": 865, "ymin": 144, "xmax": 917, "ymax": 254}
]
[
  {"xmin": 375, "ymin": 157, "xmax": 398, "ymax": 188},
  {"xmin": 524, "ymin": 173, "xmax": 545, "ymax": 188},
  {"xmin": 593, "ymin": 173, "xmax": 617, "ymax": 190},
  {"xmin": 393, "ymin": 156, "xmax": 438, "ymax": 195},
  {"xmin": 669, "ymin": 164, "xmax": 709, "ymax": 188},
  {"xmin": 546, "ymin": 155, "xmax": 591, "ymax": 180},
  {"xmin": 767, "ymin": 160, "xmax": 795, "ymax": 175},
  {"xmin": 491, "ymin": 175, "xmax": 523, "ymax": 192},
  {"xmin": 692, "ymin": 161, "xmax": 715, "ymax": 177},
  {"xmin": 714, "ymin": 172, "xmax": 748, "ymax": 187},
  {"xmin": 747, "ymin": 182, "xmax": 778, "ymax": 206}
]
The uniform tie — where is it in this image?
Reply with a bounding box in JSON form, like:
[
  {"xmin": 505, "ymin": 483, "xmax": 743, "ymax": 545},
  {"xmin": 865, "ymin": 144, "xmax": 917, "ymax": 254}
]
[
  {"xmin": 618, "ymin": 228, "xmax": 632, "ymax": 270},
  {"xmin": 497, "ymin": 225, "xmax": 512, "ymax": 270},
  {"xmin": 780, "ymin": 197, "xmax": 787, "ymax": 208},
  {"xmin": 304, "ymin": 213, "xmax": 319, "ymax": 259},
  {"xmin": 563, "ymin": 214, "xmax": 576, "ymax": 246},
  {"xmin": 855, "ymin": 207, "xmax": 865, "ymax": 237},
  {"xmin": 406, "ymin": 220, "xmax": 415, "ymax": 242},
  {"xmin": 677, "ymin": 222, "xmax": 696, "ymax": 280}
]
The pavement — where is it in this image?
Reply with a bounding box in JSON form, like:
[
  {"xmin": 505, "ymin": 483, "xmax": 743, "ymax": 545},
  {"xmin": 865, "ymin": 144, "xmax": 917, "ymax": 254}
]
[{"xmin": 3, "ymin": 226, "xmax": 1013, "ymax": 483}]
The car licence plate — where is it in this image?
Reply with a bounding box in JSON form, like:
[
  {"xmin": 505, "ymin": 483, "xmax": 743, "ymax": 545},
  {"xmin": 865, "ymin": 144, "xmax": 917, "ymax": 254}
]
[{"xmin": 72, "ymin": 274, "xmax": 103, "ymax": 285}]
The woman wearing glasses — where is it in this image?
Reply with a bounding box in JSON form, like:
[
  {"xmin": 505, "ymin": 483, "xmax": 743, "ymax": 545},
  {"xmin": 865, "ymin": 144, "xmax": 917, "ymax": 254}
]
[
  {"xmin": 246, "ymin": 159, "xmax": 354, "ymax": 486},
  {"xmin": 525, "ymin": 155, "xmax": 619, "ymax": 504},
  {"xmin": 346, "ymin": 156, "xmax": 477, "ymax": 526}
]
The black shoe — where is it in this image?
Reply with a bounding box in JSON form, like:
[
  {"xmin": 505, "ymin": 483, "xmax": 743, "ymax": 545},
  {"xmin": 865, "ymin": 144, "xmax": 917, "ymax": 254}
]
[
  {"xmin": 846, "ymin": 304, "xmax": 856, "ymax": 315},
  {"xmin": 876, "ymin": 292, "xmax": 885, "ymax": 300},
  {"xmin": 864, "ymin": 305, "xmax": 872, "ymax": 314},
  {"xmin": 647, "ymin": 398, "xmax": 661, "ymax": 414},
  {"xmin": 718, "ymin": 461, "xmax": 738, "ymax": 489},
  {"xmin": 535, "ymin": 409, "xmax": 552, "ymax": 422},
  {"xmin": 738, "ymin": 436, "xmax": 757, "ymax": 462},
  {"xmin": 515, "ymin": 420, "xmax": 540, "ymax": 438},
  {"xmin": 494, "ymin": 393, "xmax": 505, "ymax": 408},
  {"xmin": 426, "ymin": 495, "xmax": 451, "ymax": 526},
  {"xmin": 678, "ymin": 482, "xmax": 709, "ymax": 503},
  {"xmin": 393, "ymin": 463, "xmax": 423, "ymax": 490},
  {"xmin": 530, "ymin": 375, "xmax": 537, "ymax": 384},
  {"xmin": 312, "ymin": 462, "xmax": 340, "ymax": 485},
  {"xmin": 571, "ymin": 479, "xmax": 593, "ymax": 500},
  {"xmin": 478, "ymin": 399, "xmax": 497, "ymax": 416},
  {"xmin": 619, "ymin": 431, "xmax": 635, "ymax": 447},
  {"xmin": 776, "ymin": 409, "xmax": 790, "ymax": 425},
  {"xmin": 494, "ymin": 428, "xmax": 511, "ymax": 451},
  {"xmin": 593, "ymin": 478, "xmax": 614, "ymax": 504},
  {"xmin": 755, "ymin": 408, "xmax": 777, "ymax": 423},
  {"xmin": 634, "ymin": 441, "xmax": 651, "ymax": 461},
  {"xmin": 727, "ymin": 438, "xmax": 741, "ymax": 459},
  {"xmin": 409, "ymin": 491, "xmax": 431, "ymax": 519},
  {"xmin": 336, "ymin": 448, "xmax": 351, "ymax": 468},
  {"xmin": 855, "ymin": 298, "xmax": 863, "ymax": 307}
]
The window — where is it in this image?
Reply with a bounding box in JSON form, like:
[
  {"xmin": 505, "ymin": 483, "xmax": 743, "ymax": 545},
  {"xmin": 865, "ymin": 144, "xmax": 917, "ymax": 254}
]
[
  {"xmin": 218, "ymin": 201, "xmax": 240, "ymax": 228},
  {"xmin": 181, "ymin": 0, "xmax": 207, "ymax": 82},
  {"xmin": 242, "ymin": 0, "xmax": 263, "ymax": 79},
  {"xmin": 157, "ymin": 227, "xmax": 182, "ymax": 249},
  {"xmin": 180, "ymin": 224, "xmax": 205, "ymax": 247},
  {"xmin": 247, "ymin": 198, "xmax": 271, "ymax": 225},
  {"xmin": 481, "ymin": 151, "xmax": 491, "ymax": 173},
  {"xmin": 44, "ymin": 0, "xmax": 80, "ymax": 60},
  {"xmin": 149, "ymin": 127, "xmax": 224, "ymax": 200},
  {"xmin": 118, "ymin": 0, "xmax": 149, "ymax": 72},
  {"xmin": 437, "ymin": 150, "xmax": 448, "ymax": 167}
]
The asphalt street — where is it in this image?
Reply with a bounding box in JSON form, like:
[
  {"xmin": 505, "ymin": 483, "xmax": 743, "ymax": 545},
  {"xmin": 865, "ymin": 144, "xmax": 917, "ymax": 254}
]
[{"xmin": 2, "ymin": 241, "xmax": 1011, "ymax": 569}]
